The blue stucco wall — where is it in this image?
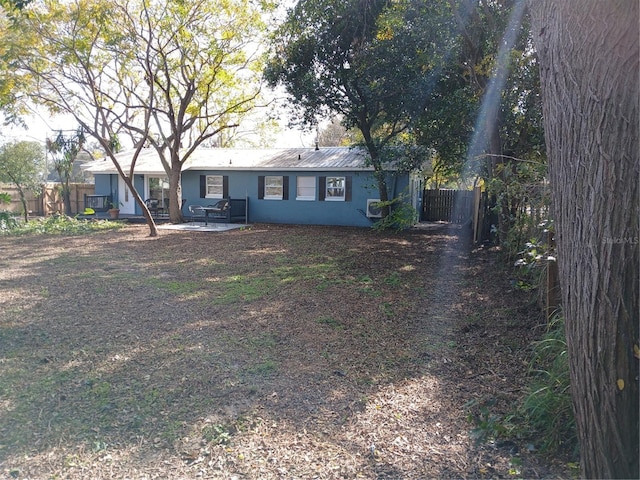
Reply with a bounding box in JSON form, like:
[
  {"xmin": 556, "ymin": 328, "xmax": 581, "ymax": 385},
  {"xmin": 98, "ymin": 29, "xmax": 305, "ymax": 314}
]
[{"xmin": 96, "ymin": 170, "xmax": 411, "ymax": 227}]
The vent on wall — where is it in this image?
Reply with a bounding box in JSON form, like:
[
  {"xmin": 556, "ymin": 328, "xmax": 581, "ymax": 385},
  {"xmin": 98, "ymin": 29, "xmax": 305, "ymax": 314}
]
[{"xmin": 366, "ymin": 199, "xmax": 382, "ymax": 218}]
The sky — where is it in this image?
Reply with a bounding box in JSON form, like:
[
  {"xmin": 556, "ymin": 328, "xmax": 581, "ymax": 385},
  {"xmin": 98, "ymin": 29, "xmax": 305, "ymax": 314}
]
[
  {"xmin": 1, "ymin": 106, "xmax": 318, "ymax": 151},
  {"xmin": 0, "ymin": 1, "xmax": 315, "ymax": 151}
]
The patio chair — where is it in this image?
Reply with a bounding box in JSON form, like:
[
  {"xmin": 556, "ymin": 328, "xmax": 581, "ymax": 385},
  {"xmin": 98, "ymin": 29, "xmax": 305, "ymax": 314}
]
[
  {"xmin": 188, "ymin": 204, "xmax": 205, "ymax": 223},
  {"xmin": 145, "ymin": 198, "xmax": 160, "ymax": 217},
  {"xmin": 206, "ymin": 199, "xmax": 229, "ymax": 215},
  {"xmin": 202, "ymin": 199, "xmax": 230, "ymax": 224}
]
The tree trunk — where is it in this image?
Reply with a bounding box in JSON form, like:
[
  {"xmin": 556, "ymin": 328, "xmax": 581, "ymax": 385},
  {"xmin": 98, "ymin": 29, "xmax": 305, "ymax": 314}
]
[
  {"xmin": 112, "ymin": 162, "xmax": 157, "ymax": 237},
  {"xmin": 17, "ymin": 186, "xmax": 29, "ymax": 222},
  {"xmin": 529, "ymin": 1, "xmax": 639, "ymax": 478},
  {"xmin": 361, "ymin": 128, "xmax": 390, "ymax": 217},
  {"xmin": 169, "ymin": 160, "xmax": 184, "ymax": 224},
  {"xmin": 62, "ymin": 181, "xmax": 72, "ymax": 216}
]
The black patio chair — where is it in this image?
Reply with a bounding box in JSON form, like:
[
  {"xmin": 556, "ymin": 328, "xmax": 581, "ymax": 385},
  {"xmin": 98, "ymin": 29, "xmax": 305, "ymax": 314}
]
[
  {"xmin": 145, "ymin": 198, "xmax": 160, "ymax": 217},
  {"xmin": 188, "ymin": 204, "xmax": 205, "ymax": 223}
]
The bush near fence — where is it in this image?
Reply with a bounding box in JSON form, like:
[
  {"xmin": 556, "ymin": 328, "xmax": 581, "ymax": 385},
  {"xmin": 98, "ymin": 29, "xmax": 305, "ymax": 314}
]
[{"xmin": 0, "ymin": 183, "xmax": 95, "ymax": 216}]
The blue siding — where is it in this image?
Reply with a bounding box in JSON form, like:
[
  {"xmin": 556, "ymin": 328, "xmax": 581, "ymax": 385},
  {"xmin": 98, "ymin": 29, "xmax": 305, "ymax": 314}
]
[
  {"xmin": 94, "ymin": 175, "xmax": 112, "ymax": 201},
  {"xmin": 96, "ymin": 169, "xmax": 410, "ymax": 227},
  {"xmin": 133, "ymin": 175, "xmax": 145, "ymax": 214}
]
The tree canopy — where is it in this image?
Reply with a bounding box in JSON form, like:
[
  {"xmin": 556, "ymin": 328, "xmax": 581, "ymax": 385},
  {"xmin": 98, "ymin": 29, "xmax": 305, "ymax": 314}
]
[
  {"xmin": 6, "ymin": 0, "xmax": 274, "ymax": 229},
  {"xmin": 0, "ymin": 140, "xmax": 44, "ymax": 221},
  {"xmin": 46, "ymin": 128, "xmax": 86, "ymax": 216},
  {"xmin": 265, "ymin": 0, "xmax": 455, "ymax": 214}
]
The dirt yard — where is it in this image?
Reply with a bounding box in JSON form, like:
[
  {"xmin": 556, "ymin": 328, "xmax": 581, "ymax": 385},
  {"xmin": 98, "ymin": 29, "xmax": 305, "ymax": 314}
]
[{"xmin": 0, "ymin": 223, "xmax": 569, "ymax": 479}]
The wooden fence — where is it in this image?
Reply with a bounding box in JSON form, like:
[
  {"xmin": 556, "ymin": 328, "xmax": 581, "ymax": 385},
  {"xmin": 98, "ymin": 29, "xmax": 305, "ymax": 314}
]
[
  {"xmin": 421, "ymin": 189, "xmax": 476, "ymax": 223},
  {"xmin": 0, "ymin": 183, "xmax": 95, "ymax": 216},
  {"xmin": 421, "ymin": 187, "xmax": 486, "ymax": 244}
]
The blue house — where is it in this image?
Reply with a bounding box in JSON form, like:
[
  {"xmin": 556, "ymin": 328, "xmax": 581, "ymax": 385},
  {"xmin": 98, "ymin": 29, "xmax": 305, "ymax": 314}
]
[{"xmin": 82, "ymin": 147, "xmax": 423, "ymax": 227}]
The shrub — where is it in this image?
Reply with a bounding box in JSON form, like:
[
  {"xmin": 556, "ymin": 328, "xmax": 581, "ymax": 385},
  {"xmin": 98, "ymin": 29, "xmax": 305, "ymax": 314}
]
[
  {"xmin": 371, "ymin": 195, "xmax": 418, "ymax": 232},
  {"xmin": 0, "ymin": 214, "xmax": 123, "ymax": 236},
  {"xmin": 0, "ymin": 210, "xmax": 18, "ymax": 231}
]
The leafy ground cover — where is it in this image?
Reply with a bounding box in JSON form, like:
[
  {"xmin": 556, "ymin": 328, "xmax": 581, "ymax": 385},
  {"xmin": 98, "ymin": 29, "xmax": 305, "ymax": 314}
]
[{"xmin": 0, "ymin": 223, "xmax": 571, "ymax": 478}]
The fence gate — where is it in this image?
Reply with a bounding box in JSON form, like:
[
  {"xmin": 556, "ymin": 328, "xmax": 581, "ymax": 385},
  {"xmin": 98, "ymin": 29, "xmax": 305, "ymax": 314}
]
[{"xmin": 421, "ymin": 189, "xmax": 475, "ymax": 223}]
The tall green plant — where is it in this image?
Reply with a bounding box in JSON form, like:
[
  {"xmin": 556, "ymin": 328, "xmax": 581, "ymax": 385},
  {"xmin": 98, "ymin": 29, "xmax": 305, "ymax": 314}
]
[
  {"xmin": 46, "ymin": 128, "xmax": 86, "ymax": 216},
  {"xmin": 521, "ymin": 313, "xmax": 576, "ymax": 456}
]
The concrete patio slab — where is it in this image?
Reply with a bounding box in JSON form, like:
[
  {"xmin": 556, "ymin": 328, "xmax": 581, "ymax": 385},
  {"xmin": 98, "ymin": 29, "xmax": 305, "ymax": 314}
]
[{"xmin": 157, "ymin": 222, "xmax": 248, "ymax": 232}]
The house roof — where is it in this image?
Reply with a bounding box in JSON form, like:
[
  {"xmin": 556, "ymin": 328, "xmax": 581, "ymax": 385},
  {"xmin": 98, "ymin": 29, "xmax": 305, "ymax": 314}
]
[{"xmin": 82, "ymin": 147, "xmax": 374, "ymax": 175}]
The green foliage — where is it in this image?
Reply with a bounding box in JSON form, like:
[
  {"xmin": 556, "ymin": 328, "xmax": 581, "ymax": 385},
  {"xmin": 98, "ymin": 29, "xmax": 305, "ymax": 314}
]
[
  {"xmin": 0, "ymin": 210, "xmax": 18, "ymax": 230},
  {"xmin": 0, "ymin": 0, "xmax": 32, "ymax": 9},
  {"xmin": 371, "ymin": 196, "xmax": 418, "ymax": 232},
  {"xmin": 46, "ymin": 128, "xmax": 86, "ymax": 215},
  {"xmin": 201, "ymin": 423, "xmax": 231, "ymax": 445},
  {"xmin": 509, "ymin": 220, "xmax": 556, "ymax": 314},
  {"xmin": 0, "ymin": 141, "xmax": 44, "ymax": 189},
  {"xmin": 377, "ymin": 143, "xmax": 432, "ymax": 175},
  {"xmin": 266, "ymin": 0, "xmax": 453, "ymax": 203},
  {"xmin": 0, "ymin": 192, "xmax": 10, "ymax": 204},
  {"xmin": 465, "ymin": 313, "xmax": 576, "ymax": 458},
  {"xmin": 521, "ymin": 313, "xmax": 576, "ymax": 456},
  {"xmin": 486, "ymin": 159, "xmax": 550, "ymax": 256},
  {"xmin": 415, "ymin": 1, "xmax": 544, "ymax": 189},
  {"xmin": 465, "ymin": 397, "xmax": 515, "ymax": 443},
  {"xmin": 11, "ymin": 0, "xmax": 273, "ymax": 224},
  {"xmin": 316, "ymin": 316, "xmax": 344, "ymax": 330},
  {"xmin": 415, "ymin": 74, "xmax": 477, "ymax": 181},
  {"xmin": 0, "ymin": 140, "xmax": 45, "ymax": 221},
  {"xmin": 0, "ymin": 213, "xmax": 123, "ymax": 236}
]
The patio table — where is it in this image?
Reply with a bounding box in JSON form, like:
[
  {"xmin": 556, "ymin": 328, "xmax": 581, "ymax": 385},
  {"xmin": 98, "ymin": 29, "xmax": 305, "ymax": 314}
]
[{"xmin": 201, "ymin": 206, "xmax": 226, "ymax": 225}]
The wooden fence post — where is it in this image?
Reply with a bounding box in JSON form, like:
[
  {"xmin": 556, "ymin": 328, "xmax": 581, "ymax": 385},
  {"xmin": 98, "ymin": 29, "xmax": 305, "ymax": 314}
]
[{"xmin": 473, "ymin": 186, "xmax": 482, "ymax": 243}]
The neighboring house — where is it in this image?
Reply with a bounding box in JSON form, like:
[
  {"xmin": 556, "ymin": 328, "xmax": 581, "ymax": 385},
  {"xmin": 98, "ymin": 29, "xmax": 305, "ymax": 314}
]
[{"xmin": 81, "ymin": 147, "xmax": 424, "ymax": 227}]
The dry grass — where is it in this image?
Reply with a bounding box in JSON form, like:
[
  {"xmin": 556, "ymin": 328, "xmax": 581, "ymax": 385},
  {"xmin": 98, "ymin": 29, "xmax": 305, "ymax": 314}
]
[{"xmin": 0, "ymin": 223, "xmax": 569, "ymax": 479}]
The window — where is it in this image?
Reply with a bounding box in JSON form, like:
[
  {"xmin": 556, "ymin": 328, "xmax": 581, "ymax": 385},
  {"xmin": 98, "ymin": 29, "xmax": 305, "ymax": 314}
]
[
  {"xmin": 265, "ymin": 176, "xmax": 283, "ymax": 199},
  {"xmin": 296, "ymin": 176, "xmax": 315, "ymax": 200},
  {"xmin": 319, "ymin": 176, "xmax": 352, "ymax": 202},
  {"xmin": 148, "ymin": 176, "xmax": 169, "ymax": 206},
  {"xmin": 206, "ymin": 175, "xmax": 224, "ymax": 198},
  {"xmin": 199, "ymin": 175, "xmax": 228, "ymax": 199},
  {"xmin": 325, "ymin": 176, "xmax": 345, "ymax": 200},
  {"xmin": 258, "ymin": 175, "xmax": 289, "ymax": 200}
]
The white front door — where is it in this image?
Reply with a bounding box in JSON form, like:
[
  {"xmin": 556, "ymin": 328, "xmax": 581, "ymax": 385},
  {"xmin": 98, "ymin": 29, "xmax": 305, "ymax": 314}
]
[{"xmin": 118, "ymin": 175, "xmax": 136, "ymax": 214}]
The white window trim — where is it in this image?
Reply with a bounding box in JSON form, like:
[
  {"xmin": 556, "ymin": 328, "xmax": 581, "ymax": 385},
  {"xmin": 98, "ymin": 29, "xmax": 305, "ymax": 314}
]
[
  {"xmin": 206, "ymin": 175, "xmax": 224, "ymax": 199},
  {"xmin": 264, "ymin": 175, "xmax": 284, "ymax": 200},
  {"xmin": 296, "ymin": 176, "xmax": 316, "ymax": 201},
  {"xmin": 325, "ymin": 176, "xmax": 346, "ymax": 201}
]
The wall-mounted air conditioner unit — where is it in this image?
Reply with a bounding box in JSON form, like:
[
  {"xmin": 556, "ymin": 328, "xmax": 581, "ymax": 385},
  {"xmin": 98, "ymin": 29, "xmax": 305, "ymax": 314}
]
[{"xmin": 366, "ymin": 199, "xmax": 383, "ymax": 218}]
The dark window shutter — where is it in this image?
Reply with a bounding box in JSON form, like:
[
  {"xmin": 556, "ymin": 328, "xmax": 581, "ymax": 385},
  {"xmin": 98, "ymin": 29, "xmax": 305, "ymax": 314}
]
[
  {"xmin": 282, "ymin": 176, "xmax": 289, "ymax": 200},
  {"xmin": 345, "ymin": 176, "xmax": 352, "ymax": 202},
  {"xmin": 200, "ymin": 175, "xmax": 206, "ymax": 198},
  {"xmin": 319, "ymin": 176, "xmax": 326, "ymax": 201},
  {"xmin": 258, "ymin": 176, "xmax": 265, "ymax": 200},
  {"xmin": 223, "ymin": 176, "xmax": 229, "ymax": 198}
]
